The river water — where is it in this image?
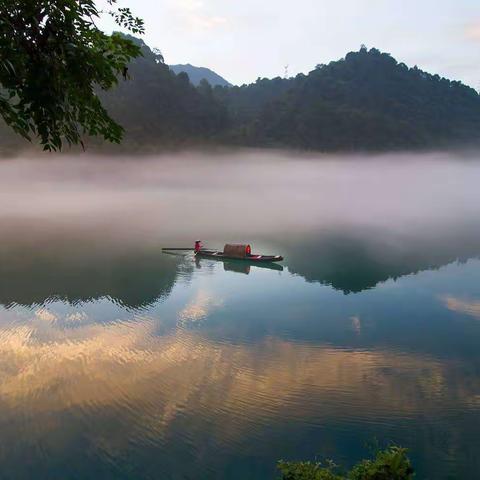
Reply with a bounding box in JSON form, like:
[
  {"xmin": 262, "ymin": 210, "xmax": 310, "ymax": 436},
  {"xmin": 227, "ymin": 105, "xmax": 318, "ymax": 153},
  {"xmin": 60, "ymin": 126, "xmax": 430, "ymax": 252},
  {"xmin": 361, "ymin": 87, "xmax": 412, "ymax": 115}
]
[{"xmin": 0, "ymin": 150, "xmax": 479, "ymax": 479}]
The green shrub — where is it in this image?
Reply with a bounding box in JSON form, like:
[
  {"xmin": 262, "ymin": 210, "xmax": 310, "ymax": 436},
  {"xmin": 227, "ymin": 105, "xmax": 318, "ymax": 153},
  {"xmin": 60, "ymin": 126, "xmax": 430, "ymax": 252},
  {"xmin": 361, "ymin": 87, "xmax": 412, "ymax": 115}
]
[{"xmin": 278, "ymin": 446, "xmax": 414, "ymax": 480}]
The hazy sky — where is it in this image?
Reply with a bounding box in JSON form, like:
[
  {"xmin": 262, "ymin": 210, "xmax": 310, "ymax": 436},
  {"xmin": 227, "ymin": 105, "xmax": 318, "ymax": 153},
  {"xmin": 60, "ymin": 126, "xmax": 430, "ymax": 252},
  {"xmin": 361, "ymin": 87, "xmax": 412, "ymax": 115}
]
[{"xmin": 100, "ymin": 0, "xmax": 480, "ymax": 88}]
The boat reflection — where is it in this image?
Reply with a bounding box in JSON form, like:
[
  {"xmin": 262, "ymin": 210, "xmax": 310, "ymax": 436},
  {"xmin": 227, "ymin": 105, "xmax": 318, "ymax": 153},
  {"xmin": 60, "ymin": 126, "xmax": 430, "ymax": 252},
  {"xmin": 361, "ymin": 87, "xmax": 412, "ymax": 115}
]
[{"xmin": 194, "ymin": 255, "xmax": 284, "ymax": 274}]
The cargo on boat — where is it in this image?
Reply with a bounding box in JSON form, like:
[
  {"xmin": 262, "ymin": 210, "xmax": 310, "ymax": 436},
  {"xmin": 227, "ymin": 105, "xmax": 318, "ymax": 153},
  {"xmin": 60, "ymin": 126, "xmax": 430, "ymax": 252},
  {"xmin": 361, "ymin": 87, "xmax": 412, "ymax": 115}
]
[{"xmin": 194, "ymin": 242, "xmax": 284, "ymax": 263}]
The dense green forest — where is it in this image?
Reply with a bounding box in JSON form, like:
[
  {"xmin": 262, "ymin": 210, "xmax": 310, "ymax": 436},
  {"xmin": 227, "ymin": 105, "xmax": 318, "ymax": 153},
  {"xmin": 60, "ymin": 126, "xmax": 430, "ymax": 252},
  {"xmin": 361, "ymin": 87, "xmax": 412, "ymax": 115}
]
[
  {"xmin": 237, "ymin": 48, "xmax": 480, "ymax": 150},
  {"xmin": 2, "ymin": 36, "xmax": 480, "ymax": 154},
  {"xmin": 97, "ymin": 36, "xmax": 229, "ymax": 150}
]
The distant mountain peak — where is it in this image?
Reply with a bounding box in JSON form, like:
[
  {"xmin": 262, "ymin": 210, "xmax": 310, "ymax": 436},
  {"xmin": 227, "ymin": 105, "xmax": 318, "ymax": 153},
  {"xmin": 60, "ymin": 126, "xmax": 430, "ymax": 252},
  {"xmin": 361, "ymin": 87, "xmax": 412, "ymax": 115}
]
[{"xmin": 169, "ymin": 64, "xmax": 231, "ymax": 87}]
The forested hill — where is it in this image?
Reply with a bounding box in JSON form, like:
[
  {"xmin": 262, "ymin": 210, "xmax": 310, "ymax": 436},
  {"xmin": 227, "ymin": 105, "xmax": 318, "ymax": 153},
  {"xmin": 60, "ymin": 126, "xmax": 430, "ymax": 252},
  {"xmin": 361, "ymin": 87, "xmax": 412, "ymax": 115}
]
[
  {"xmin": 97, "ymin": 36, "xmax": 228, "ymax": 149},
  {"xmin": 110, "ymin": 42, "xmax": 480, "ymax": 151},
  {"xmin": 216, "ymin": 47, "xmax": 480, "ymax": 150},
  {"xmin": 1, "ymin": 39, "xmax": 480, "ymax": 154}
]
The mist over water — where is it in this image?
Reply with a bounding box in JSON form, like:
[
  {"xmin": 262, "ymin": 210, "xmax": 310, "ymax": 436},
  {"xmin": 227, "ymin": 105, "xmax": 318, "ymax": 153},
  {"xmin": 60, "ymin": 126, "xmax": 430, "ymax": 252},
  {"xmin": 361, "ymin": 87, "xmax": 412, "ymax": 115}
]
[
  {"xmin": 1, "ymin": 149, "xmax": 479, "ymax": 240},
  {"xmin": 1, "ymin": 149, "xmax": 480, "ymax": 479}
]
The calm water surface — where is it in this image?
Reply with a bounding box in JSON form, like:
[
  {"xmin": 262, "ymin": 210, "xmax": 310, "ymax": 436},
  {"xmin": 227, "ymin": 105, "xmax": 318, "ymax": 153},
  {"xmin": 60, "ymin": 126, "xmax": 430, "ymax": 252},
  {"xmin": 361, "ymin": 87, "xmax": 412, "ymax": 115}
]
[{"xmin": 0, "ymin": 151, "xmax": 479, "ymax": 479}]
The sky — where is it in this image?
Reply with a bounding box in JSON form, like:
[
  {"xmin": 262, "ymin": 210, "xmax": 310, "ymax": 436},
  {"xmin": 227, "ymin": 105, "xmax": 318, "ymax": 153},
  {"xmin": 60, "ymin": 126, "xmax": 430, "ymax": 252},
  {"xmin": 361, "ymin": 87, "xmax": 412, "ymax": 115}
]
[{"xmin": 100, "ymin": 0, "xmax": 480, "ymax": 88}]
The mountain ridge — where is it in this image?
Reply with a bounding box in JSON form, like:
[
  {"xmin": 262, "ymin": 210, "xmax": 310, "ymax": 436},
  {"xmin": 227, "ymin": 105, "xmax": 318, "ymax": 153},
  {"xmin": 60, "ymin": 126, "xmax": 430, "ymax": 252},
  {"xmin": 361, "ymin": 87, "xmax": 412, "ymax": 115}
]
[
  {"xmin": 169, "ymin": 64, "xmax": 231, "ymax": 87},
  {"xmin": 1, "ymin": 38, "xmax": 480, "ymax": 154}
]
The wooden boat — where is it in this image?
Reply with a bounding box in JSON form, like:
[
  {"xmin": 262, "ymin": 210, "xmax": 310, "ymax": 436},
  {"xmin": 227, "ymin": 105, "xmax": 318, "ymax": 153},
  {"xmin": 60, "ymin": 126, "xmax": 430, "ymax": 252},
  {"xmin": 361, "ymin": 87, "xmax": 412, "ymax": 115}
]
[{"xmin": 195, "ymin": 243, "xmax": 283, "ymax": 263}]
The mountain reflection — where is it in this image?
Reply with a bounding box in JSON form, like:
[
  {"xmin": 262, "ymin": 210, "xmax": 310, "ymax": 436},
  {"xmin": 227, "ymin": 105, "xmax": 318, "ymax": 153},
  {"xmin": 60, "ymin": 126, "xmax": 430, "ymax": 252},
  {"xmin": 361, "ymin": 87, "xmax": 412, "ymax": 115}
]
[
  {"xmin": 0, "ymin": 238, "xmax": 188, "ymax": 310},
  {"xmin": 1, "ymin": 223, "xmax": 480, "ymax": 310},
  {"xmin": 279, "ymin": 223, "xmax": 480, "ymax": 293}
]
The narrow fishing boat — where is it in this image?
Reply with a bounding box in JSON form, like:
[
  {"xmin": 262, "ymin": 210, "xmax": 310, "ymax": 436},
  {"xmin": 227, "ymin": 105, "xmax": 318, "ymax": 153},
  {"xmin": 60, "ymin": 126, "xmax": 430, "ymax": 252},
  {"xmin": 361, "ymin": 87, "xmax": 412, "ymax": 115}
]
[{"xmin": 194, "ymin": 241, "xmax": 284, "ymax": 263}]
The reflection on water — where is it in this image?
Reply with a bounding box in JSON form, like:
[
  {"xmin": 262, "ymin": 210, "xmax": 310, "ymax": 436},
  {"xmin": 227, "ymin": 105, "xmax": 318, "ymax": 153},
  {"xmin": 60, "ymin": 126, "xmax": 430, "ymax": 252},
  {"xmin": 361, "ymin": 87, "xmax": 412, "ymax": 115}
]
[
  {"xmin": 2, "ymin": 224, "xmax": 478, "ymax": 308},
  {"xmin": 442, "ymin": 295, "xmax": 480, "ymax": 320},
  {"xmin": 0, "ymin": 239, "xmax": 183, "ymax": 310},
  {"xmin": 0, "ymin": 152, "xmax": 480, "ymax": 479},
  {"xmin": 281, "ymin": 224, "xmax": 480, "ymax": 293}
]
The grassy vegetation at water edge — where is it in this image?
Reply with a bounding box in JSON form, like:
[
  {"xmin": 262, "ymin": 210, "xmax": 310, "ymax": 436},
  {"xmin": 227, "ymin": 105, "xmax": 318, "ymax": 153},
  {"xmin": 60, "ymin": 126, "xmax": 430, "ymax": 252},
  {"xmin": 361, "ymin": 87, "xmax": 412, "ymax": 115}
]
[{"xmin": 278, "ymin": 446, "xmax": 414, "ymax": 480}]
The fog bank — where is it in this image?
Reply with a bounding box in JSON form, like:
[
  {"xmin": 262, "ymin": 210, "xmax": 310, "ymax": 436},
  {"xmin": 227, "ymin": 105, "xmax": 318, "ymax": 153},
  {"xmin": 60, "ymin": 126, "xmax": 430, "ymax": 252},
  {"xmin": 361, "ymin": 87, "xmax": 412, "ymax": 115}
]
[{"xmin": 0, "ymin": 149, "xmax": 478, "ymax": 254}]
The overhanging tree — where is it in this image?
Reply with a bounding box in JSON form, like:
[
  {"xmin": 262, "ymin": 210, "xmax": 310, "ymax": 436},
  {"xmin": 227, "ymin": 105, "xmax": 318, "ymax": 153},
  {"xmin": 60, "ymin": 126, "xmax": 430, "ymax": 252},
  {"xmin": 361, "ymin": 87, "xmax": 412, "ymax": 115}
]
[{"xmin": 0, "ymin": 0, "xmax": 144, "ymax": 150}]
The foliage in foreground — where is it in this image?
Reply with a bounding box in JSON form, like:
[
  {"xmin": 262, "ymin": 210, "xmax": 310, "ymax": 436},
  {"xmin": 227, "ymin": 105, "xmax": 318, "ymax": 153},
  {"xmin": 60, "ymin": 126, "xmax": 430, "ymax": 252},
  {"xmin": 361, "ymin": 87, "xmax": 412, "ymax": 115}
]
[
  {"xmin": 0, "ymin": 0, "xmax": 144, "ymax": 150},
  {"xmin": 278, "ymin": 446, "xmax": 414, "ymax": 480}
]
